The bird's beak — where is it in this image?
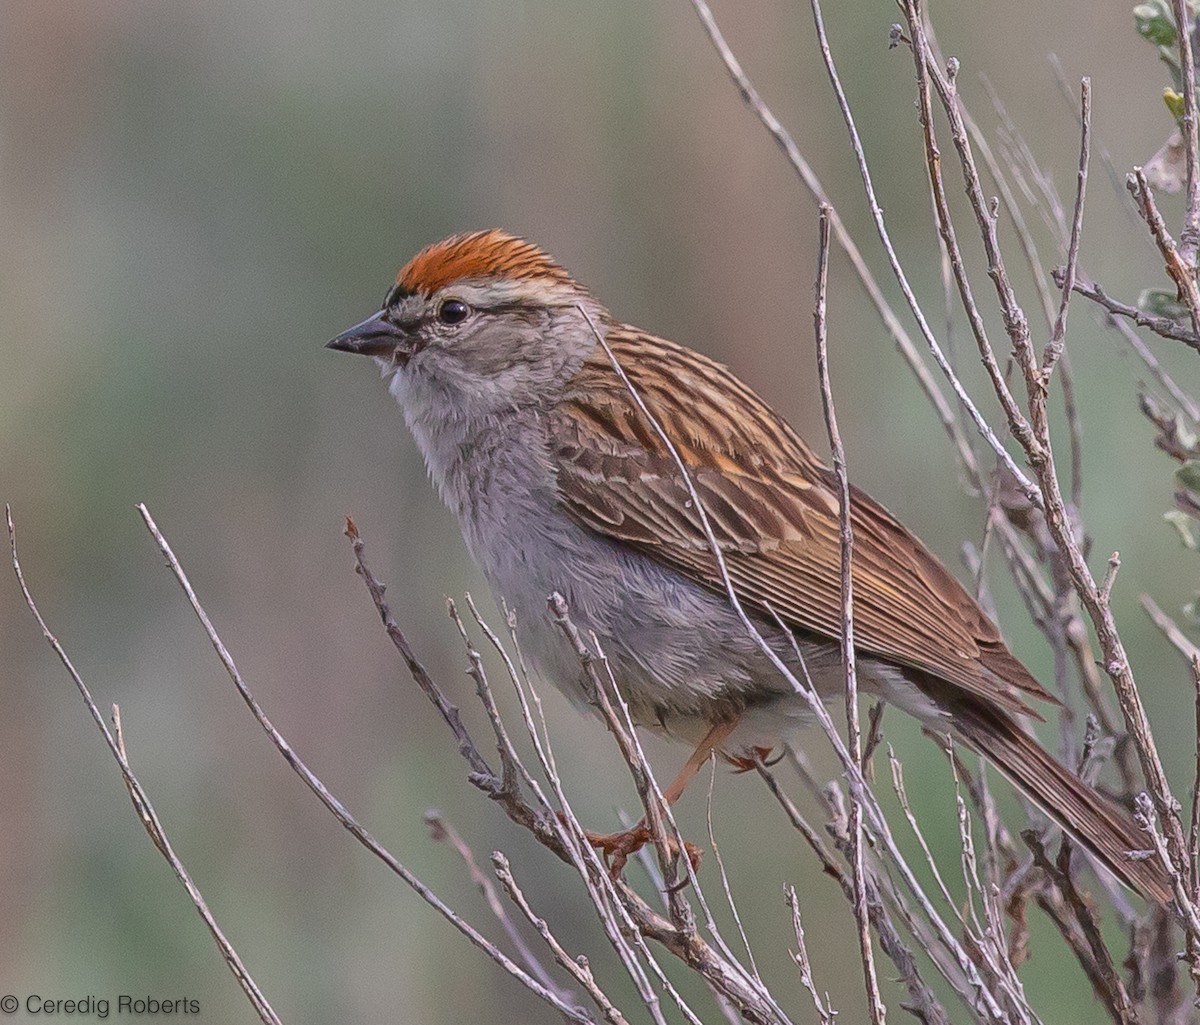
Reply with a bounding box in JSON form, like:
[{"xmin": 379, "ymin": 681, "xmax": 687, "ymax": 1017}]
[{"xmin": 326, "ymin": 310, "xmax": 411, "ymax": 360}]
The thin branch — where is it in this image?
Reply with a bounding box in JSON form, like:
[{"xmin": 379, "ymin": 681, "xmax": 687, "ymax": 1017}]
[
  {"xmin": 1193, "ymin": 656, "xmax": 1200, "ymax": 930},
  {"xmin": 1041, "ymin": 78, "xmax": 1090, "ymax": 381},
  {"xmin": 1110, "ymin": 317, "xmax": 1200, "ymax": 424},
  {"xmin": 582, "ymin": 306, "xmax": 1010, "ymax": 1023},
  {"xmin": 902, "ymin": 0, "xmax": 1190, "ymax": 912},
  {"xmin": 1059, "ymin": 356, "xmax": 1086, "ymax": 511},
  {"xmin": 1128, "ymin": 168, "xmax": 1200, "ymax": 343},
  {"xmin": 761, "ymin": 760, "xmax": 952, "ymax": 1025},
  {"xmin": 947, "ymin": 751, "xmax": 1036, "ymax": 1025},
  {"xmin": 685, "ymin": 0, "xmax": 983, "ymax": 486},
  {"xmin": 785, "ymin": 887, "xmax": 838, "ymax": 1025},
  {"xmin": 1171, "ymin": 0, "xmax": 1200, "ymax": 268},
  {"xmin": 346, "ymin": 520, "xmax": 493, "ymax": 780},
  {"xmin": 542, "ymin": 598, "xmax": 787, "ymax": 1025},
  {"xmin": 1099, "ymin": 552, "xmax": 1120, "ymax": 608},
  {"xmin": 456, "ymin": 598, "xmax": 708, "ymax": 1025},
  {"xmin": 888, "ymin": 748, "xmax": 961, "ymax": 916},
  {"xmin": 1141, "ymin": 593, "xmax": 1200, "ymax": 664},
  {"xmin": 424, "ymin": 812, "xmax": 583, "ymax": 1012},
  {"xmin": 1047, "ymin": 54, "xmax": 1133, "ymax": 219},
  {"xmin": 8, "ymin": 507, "xmax": 284, "ymax": 1025},
  {"xmin": 1065, "ymin": 275, "xmax": 1200, "ymax": 351},
  {"xmin": 813, "ymin": 206, "xmax": 886, "ymax": 1024},
  {"xmin": 902, "ymin": 10, "xmax": 1041, "ymax": 461},
  {"xmin": 1021, "ymin": 830, "xmax": 1137, "ymax": 1025},
  {"xmin": 806, "ymin": 0, "xmax": 1043, "ymax": 506},
  {"xmin": 969, "ymin": 70, "xmax": 1070, "ymax": 329},
  {"xmin": 955, "ymin": 58, "xmax": 1088, "ymax": 507},
  {"xmin": 703, "ymin": 761, "xmax": 760, "ymax": 982},
  {"xmin": 471, "ymin": 596, "xmax": 791, "ymax": 1025},
  {"xmin": 1136, "ymin": 794, "xmax": 1200, "ymax": 946},
  {"xmin": 491, "ymin": 853, "xmax": 631, "ymax": 1025},
  {"xmin": 133, "ymin": 505, "xmax": 596, "ymax": 1023}
]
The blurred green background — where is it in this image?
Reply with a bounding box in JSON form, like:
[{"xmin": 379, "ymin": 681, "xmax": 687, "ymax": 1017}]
[{"xmin": 3, "ymin": 0, "xmax": 1199, "ymax": 1021}]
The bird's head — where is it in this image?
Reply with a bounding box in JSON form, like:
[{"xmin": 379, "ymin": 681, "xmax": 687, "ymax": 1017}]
[{"xmin": 328, "ymin": 230, "xmax": 610, "ymax": 423}]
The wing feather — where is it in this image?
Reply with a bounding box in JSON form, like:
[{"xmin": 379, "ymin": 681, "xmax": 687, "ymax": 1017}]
[{"xmin": 550, "ymin": 328, "xmax": 1051, "ymax": 716}]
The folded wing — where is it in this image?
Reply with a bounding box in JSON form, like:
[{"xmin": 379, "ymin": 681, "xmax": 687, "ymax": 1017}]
[{"xmin": 550, "ymin": 328, "xmax": 1052, "ymax": 717}]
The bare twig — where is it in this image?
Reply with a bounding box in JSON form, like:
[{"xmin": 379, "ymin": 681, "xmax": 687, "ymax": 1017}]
[
  {"xmin": 490, "ymin": 853, "xmax": 630, "ymax": 1025},
  {"xmin": 1171, "ymin": 0, "xmax": 1200, "ymax": 269},
  {"xmin": 703, "ymin": 761, "xmax": 760, "ymax": 983},
  {"xmin": 888, "ymin": 748, "xmax": 960, "ymax": 915},
  {"xmin": 133, "ymin": 505, "xmax": 597, "ymax": 1022},
  {"xmin": 1107, "ymin": 315, "xmax": 1200, "ymax": 423},
  {"xmin": 1193, "ymin": 657, "xmax": 1200, "ymax": 923},
  {"xmin": 1065, "ymin": 276, "xmax": 1200, "ymax": 351},
  {"xmin": 806, "ymin": 0, "xmax": 1042, "ymax": 505},
  {"xmin": 1041, "ymin": 78, "xmax": 1090, "ymax": 382},
  {"xmin": 785, "ymin": 887, "xmax": 837, "ymax": 1025},
  {"xmin": 813, "ymin": 205, "xmax": 886, "ymax": 1025},
  {"xmin": 347, "ymin": 523, "xmax": 494, "ymax": 780},
  {"xmin": 1099, "ymin": 552, "xmax": 1120, "ymax": 608},
  {"xmin": 901, "ymin": 0, "xmax": 1191, "ymax": 916},
  {"xmin": 685, "ymin": 0, "xmax": 984, "ymax": 486},
  {"xmin": 1021, "ymin": 830, "xmax": 1137, "ymax": 1024},
  {"xmin": 1136, "ymin": 794, "xmax": 1200, "ymax": 945},
  {"xmin": 541, "ymin": 591, "xmax": 792, "ymax": 1025},
  {"xmin": 424, "ymin": 812, "xmax": 582, "ymax": 1011},
  {"xmin": 862, "ymin": 700, "xmax": 886, "ymax": 777},
  {"xmin": 761, "ymin": 760, "xmax": 952, "ymax": 1025},
  {"xmin": 1140, "ymin": 595, "xmax": 1200, "ymax": 924},
  {"xmin": 956, "ymin": 63, "xmax": 1091, "ymax": 510},
  {"xmin": 1141, "ymin": 593, "xmax": 1200, "ymax": 665},
  {"xmin": 901, "ymin": 7, "xmax": 1040, "ymax": 462},
  {"xmin": 8, "ymin": 508, "xmax": 284, "ymax": 1025},
  {"xmin": 947, "ymin": 751, "xmax": 1035, "ymax": 1025},
  {"xmin": 1047, "ymin": 53, "xmax": 1132, "ymax": 217},
  {"xmin": 1129, "ymin": 168, "xmax": 1200, "ymax": 343},
  {"xmin": 460, "ymin": 596, "xmax": 712, "ymax": 1025}
]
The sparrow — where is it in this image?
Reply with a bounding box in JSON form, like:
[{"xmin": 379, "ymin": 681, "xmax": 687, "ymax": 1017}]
[{"xmin": 328, "ymin": 229, "xmax": 1169, "ymax": 902}]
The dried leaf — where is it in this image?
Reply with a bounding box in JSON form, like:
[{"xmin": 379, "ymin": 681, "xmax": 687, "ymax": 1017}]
[{"xmin": 1144, "ymin": 129, "xmax": 1187, "ymax": 193}]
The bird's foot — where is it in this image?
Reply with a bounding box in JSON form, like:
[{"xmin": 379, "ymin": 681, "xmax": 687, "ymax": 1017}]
[
  {"xmin": 725, "ymin": 745, "xmax": 782, "ymax": 773},
  {"xmin": 583, "ymin": 821, "xmax": 702, "ymax": 879}
]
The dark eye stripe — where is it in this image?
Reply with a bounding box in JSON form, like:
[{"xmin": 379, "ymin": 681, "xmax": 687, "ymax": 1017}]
[{"xmin": 382, "ymin": 283, "xmax": 411, "ymax": 308}]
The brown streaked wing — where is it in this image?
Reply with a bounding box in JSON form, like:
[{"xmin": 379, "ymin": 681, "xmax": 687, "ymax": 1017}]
[{"xmin": 550, "ymin": 328, "xmax": 1053, "ymax": 716}]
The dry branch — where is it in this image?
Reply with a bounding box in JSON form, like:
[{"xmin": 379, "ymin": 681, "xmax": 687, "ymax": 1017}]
[{"xmin": 7, "ymin": 506, "xmax": 284, "ymax": 1025}]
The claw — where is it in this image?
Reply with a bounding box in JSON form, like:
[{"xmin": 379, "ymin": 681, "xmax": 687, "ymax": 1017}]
[
  {"xmin": 726, "ymin": 745, "xmax": 781, "ymax": 773},
  {"xmin": 583, "ymin": 822, "xmax": 703, "ymax": 879}
]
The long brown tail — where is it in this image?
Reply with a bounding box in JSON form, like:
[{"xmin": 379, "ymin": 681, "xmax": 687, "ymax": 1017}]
[{"xmin": 950, "ymin": 696, "xmax": 1172, "ymax": 905}]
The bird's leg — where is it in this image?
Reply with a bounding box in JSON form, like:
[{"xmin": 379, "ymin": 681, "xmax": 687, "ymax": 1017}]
[{"xmin": 586, "ymin": 717, "xmax": 739, "ymax": 877}]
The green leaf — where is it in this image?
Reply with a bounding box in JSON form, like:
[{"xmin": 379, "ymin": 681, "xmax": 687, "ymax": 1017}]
[
  {"xmin": 1139, "ymin": 287, "xmax": 1189, "ymax": 320},
  {"xmin": 1177, "ymin": 461, "xmax": 1200, "ymax": 492},
  {"xmin": 1165, "ymin": 87, "xmax": 1187, "ymax": 120},
  {"xmin": 1136, "ymin": 0, "xmax": 1178, "ymax": 46}
]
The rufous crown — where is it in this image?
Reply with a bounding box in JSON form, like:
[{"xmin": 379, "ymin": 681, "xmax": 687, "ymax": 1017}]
[{"xmin": 394, "ymin": 230, "xmax": 574, "ymax": 297}]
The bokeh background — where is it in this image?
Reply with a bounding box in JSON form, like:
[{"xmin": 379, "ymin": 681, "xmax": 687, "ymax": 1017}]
[{"xmin": 3, "ymin": 1, "xmax": 1199, "ymax": 1021}]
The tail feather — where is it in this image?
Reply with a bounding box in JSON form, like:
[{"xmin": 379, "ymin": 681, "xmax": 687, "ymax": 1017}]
[{"xmin": 951, "ymin": 697, "xmax": 1172, "ymax": 905}]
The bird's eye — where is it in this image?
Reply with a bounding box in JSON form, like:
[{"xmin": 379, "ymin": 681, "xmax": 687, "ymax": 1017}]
[{"xmin": 436, "ymin": 298, "xmax": 470, "ymax": 326}]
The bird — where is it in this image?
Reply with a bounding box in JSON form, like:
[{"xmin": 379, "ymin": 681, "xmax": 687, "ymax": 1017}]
[{"xmin": 327, "ymin": 228, "xmax": 1170, "ymax": 903}]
